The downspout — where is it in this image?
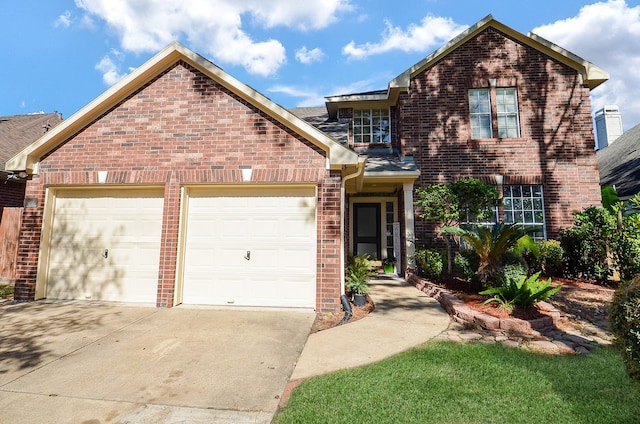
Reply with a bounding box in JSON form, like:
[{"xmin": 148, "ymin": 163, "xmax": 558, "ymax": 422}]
[{"xmin": 340, "ymin": 157, "xmax": 366, "ymax": 296}]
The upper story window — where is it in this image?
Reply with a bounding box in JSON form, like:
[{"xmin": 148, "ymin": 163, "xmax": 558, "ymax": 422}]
[
  {"xmin": 468, "ymin": 87, "xmax": 521, "ymax": 139},
  {"xmin": 469, "ymin": 89, "xmax": 492, "ymax": 138},
  {"xmin": 353, "ymin": 108, "xmax": 390, "ymax": 143}
]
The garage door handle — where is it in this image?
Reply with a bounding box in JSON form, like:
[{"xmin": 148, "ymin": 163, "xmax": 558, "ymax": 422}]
[
  {"xmin": 103, "ymin": 249, "xmax": 108, "ymax": 259},
  {"xmin": 244, "ymin": 251, "xmax": 251, "ymax": 261}
]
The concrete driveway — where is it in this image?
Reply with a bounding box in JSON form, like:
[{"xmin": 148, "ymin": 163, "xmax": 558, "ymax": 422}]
[{"xmin": 0, "ymin": 300, "xmax": 314, "ymax": 423}]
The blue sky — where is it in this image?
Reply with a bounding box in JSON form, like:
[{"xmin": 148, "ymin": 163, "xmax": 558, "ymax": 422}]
[{"xmin": 2, "ymin": 0, "xmax": 640, "ymax": 130}]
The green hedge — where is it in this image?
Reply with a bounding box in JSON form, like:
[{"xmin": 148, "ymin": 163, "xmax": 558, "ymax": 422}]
[{"xmin": 610, "ymin": 275, "xmax": 640, "ymax": 381}]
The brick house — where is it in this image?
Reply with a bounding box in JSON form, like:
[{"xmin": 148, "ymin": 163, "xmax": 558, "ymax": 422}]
[
  {"xmin": 314, "ymin": 15, "xmax": 607, "ymax": 273},
  {"xmin": 6, "ymin": 16, "xmax": 606, "ymax": 312}
]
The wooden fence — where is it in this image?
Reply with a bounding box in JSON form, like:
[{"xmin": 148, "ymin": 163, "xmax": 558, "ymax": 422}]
[{"xmin": 0, "ymin": 207, "xmax": 23, "ymax": 281}]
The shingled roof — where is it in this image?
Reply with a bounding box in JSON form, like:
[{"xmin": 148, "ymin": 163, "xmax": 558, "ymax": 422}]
[
  {"xmin": 597, "ymin": 123, "xmax": 640, "ymax": 200},
  {"xmin": 0, "ymin": 113, "xmax": 63, "ymax": 170}
]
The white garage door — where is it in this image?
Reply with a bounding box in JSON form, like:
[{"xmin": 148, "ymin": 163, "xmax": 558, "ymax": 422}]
[
  {"xmin": 182, "ymin": 186, "xmax": 317, "ymax": 308},
  {"xmin": 45, "ymin": 188, "xmax": 163, "ymax": 303}
]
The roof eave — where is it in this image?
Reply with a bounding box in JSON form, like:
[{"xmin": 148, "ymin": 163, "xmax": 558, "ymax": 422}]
[{"xmin": 527, "ymin": 32, "xmax": 609, "ymax": 89}]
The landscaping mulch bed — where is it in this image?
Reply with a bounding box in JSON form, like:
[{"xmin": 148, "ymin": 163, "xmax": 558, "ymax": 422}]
[
  {"xmin": 309, "ymin": 276, "xmax": 616, "ymax": 335},
  {"xmin": 310, "ymin": 295, "xmax": 375, "ymax": 333}
]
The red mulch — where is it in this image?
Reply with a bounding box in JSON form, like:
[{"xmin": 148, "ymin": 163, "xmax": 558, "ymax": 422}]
[
  {"xmin": 310, "ymin": 276, "xmax": 616, "ymax": 333},
  {"xmin": 311, "ymin": 295, "xmax": 375, "ymax": 333}
]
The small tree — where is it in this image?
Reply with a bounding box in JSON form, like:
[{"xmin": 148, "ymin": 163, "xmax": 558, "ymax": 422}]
[
  {"xmin": 442, "ymin": 223, "xmax": 534, "ymax": 286},
  {"xmin": 414, "ymin": 177, "xmax": 500, "ymax": 274}
]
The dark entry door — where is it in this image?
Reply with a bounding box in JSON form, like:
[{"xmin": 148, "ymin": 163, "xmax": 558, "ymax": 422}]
[{"xmin": 354, "ymin": 203, "xmax": 381, "ymax": 260}]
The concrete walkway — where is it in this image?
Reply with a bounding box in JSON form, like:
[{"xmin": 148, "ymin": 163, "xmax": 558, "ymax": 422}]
[{"xmin": 291, "ymin": 275, "xmax": 451, "ymax": 381}]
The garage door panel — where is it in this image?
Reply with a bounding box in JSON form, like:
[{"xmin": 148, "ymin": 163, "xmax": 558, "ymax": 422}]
[
  {"xmin": 46, "ymin": 189, "xmax": 163, "ymax": 303},
  {"xmin": 182, "ymin": 187, "xmax": 317, "ymax": 308}
]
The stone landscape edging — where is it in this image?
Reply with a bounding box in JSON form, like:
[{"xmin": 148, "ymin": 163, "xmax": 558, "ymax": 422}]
[{"xmin": 407, "ymin": 272, "xmax": 561, "ymax": 336}]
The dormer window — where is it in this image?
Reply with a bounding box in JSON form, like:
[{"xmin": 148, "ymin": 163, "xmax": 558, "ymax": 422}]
[{"xmin": 353, "ymin": 108, "xmax": 390, "ymax": 143}]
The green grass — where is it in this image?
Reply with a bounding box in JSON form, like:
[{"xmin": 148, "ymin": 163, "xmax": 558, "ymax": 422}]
[
  {"xmin": 274, "ymin": 341, "xmax": 640, "ymax": 424},
  {"xmin": 0, "ymin": 284, "xmax": 13, "ymax": 299}
]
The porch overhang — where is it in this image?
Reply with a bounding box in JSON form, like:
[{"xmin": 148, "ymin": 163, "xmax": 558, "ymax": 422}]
[{"xmin": 345, "ymin": 155, "xmax": 420, "ymax": 194}]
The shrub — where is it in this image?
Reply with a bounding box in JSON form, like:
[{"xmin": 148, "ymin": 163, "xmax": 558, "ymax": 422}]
[
  {"xmin": 345, "ymin": 255, "xmax": 375, "ymax": 295},
  {"xmin": 559, "ymin": 207, "xmax": 615, "ymax": 284},
  {"xmin": 538, "ymin": 239, "xmax": 564, "ymax": 277},
  {"xmin": 611, "ymin": 210, "xmax": 640, "ymax": 281},
  {"xmin": 454, "ymin": 250, "xmax": 480, "ymax": 286},
  {"xmin": 481, "ymin": 272, "xmax": 561, "ymax": 311},
  {"xmin": 610, "ymin": 276, "xmax": 640, "ymax": 381},
  {"xmin": 442, "ymin": 224, "xmax": 531, "ymax": 285},
  {"xmin": 497, "ymin": 256, "xmax": 528, "ymax": 288},
  {"xmin": 412, "ymin": 249, "xmax": 445, "ymax": 280}
]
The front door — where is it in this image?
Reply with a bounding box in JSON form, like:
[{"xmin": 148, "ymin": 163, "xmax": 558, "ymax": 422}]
[{"xmin": 353, "ymin": 203, "xmax": 381, "ymax": 260}]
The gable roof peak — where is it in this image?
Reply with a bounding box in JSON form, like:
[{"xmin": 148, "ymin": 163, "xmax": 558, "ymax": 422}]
[
  {"xmin": 389, "ymin": 14, "xmax": 608, "ymax": 91},
  {"xmin": 6, "ymin": 42, "xmax": 358, "ymax": 173}
]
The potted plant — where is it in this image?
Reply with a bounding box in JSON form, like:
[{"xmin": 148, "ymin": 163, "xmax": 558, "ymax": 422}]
[
  {"xmin": 345, "ymin": 255, "xmax": 375, "ymax": 307},
  {"xmin": 382, "ymin": 256, "xmax": 396, "ymax": 274}
]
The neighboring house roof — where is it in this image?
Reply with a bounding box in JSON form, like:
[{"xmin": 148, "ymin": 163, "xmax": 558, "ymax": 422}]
[
  {"xmin": 0, "ymin": 113, "xmax": 62, "ymax": 171},
  {"xmin": 326, "ymin": 14, "xmax": 609, "ymax": 117},
  {"xmin": 6, "ymin": 42, "xmax": 359, "ymax": 174},
  {"xmin": 597, "ymin": 123, "xmax": 640, "ymax": 200}
]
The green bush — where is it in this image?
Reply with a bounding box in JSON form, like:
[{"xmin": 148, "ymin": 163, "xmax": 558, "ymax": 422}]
[
  {"xmin": 560, "ymin": 207, "xmax": 615, "ymax": 284},
  {"xmin": 497, "ymin": 257, "xmax": 528, "ymax": 288},
  {"xmin": 611, "ymin": 211, "xmax": 640, "ymax": 281},
  {"xmin": 538, "ymin": 239, "xmax": 564, "ymax": 277},
  {"xmin": 412, "ymin": 249, "xmax": 445, "ymax": 280},
  {"xmin": 481, "ymin": 272, "xmax": 561, "ymax": 311},
  {"xmin": 345, "ymin": 255, "xmax": 375, "ymax": 295},
  {"xmin": 454, "ymin": 250, "xmax": 480, "ymax": 286},
  {"xmin": 610, "ymin": 276, "xmax": 640, "ymax": 381}
]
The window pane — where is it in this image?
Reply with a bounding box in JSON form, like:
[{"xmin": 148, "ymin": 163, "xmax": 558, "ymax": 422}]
[
  {"xmin": 524, "ymin": 211, "xmax": 533, "ymax": 223},
  {"xmin": 502, "ymin": 185, "xmax": 546, "ymax": 240},
  {"xmin": 496, "ymin": 87, "xmax": 520, "ymax": 138},
  {"xmin": 469, "ymin": 89, "xmax": 491, "ymax": 139},
  {"xmin": 354, "ymin": 108, "xmax": 390, "ymax": 144}
]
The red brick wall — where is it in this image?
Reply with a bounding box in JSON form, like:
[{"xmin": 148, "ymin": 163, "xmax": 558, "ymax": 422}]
[
  {"xmin": 15, "ymin": 61, "xmax": 341, "ymax": 311},
  {"xmin": 398, "ymin": 27, "xmax": 601, "ymax": 243}
]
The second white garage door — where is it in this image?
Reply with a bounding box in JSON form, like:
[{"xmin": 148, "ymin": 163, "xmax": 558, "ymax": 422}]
[{"xmin": 181, "ymin": 186, "xmax": 317, "ymax": 308}]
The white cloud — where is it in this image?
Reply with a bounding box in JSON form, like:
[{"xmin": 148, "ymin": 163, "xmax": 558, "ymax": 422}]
[
  {"xmin": 343, "ymin": 15, "xmax": 468, "ymax": 59},
  {"xmin": 532, "ymin": 0, "xmax": 640, "ymax": 129},
  {"xmin": 73, "ymin": 0, "xmax": 350, "ymax": 77},
  {"xmin": 55, "ymin": 10, "xmax": 73, "ymax": 28},
  {"xmin": 95, "ymin": 50, "xmax": 127, "ymax": 85},
  {"xmin": 295, "ymin": 47, "xmax": 325, "ymax": 64}
]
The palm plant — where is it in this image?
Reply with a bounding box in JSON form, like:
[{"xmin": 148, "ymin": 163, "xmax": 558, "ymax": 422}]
[
  {"xmin": 345, "ymin": 255, "xmax": 375, "ymax": 295},
  {"xmin": 442, "ymin": 223, "xmax": 536, "ymax": 285}
]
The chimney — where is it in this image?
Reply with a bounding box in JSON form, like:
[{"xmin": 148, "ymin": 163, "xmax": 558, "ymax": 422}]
[{"xmin": 595, "ymin": 105, "xmax": 623, "ymax": 150}]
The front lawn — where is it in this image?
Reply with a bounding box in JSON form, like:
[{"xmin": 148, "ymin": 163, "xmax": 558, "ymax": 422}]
[{"xmin": 274, "ymin": 341, "xmax": 640, "ymax": 424}]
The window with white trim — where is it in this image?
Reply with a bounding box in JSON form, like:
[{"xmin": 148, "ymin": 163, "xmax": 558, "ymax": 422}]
[
  {"xmin": 468, "ymin": 87, "xmax": 521, "ymax": 139},
  {"xmin": 353, "ymin": 108, "xmax": 390, "ymax": 143},
  {"xmin": 503, "ymin": 185, "xmax": 545, "ymax": 240}
]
